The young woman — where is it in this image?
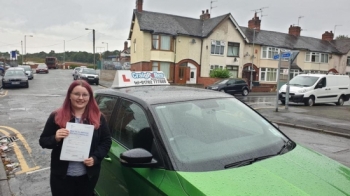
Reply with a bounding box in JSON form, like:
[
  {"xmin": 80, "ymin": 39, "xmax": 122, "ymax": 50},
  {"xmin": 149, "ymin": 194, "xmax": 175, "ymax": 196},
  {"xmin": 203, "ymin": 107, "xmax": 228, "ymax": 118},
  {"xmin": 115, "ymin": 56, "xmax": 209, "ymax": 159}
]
[{"xmin": 39, "ymin": 80, "xmax": 111, "ymax": 196}]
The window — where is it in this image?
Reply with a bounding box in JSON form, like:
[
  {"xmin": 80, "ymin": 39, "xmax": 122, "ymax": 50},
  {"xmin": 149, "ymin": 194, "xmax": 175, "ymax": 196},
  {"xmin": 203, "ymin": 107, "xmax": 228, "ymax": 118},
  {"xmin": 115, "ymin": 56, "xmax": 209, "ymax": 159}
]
[
  {"xmin": 95, "ymin": 95, "xmax": 118, "ymax": 123},
  {"xmin": 133, "ymin": 39, "xmax": 136, "ymax": 53},
  {"xmin": 261, "ymin": 47, "xmax": 279, "ymax": 59},
  {"xmin": 226, "ymin": 65, "xmax": 238, "ymax": 78},
  {"xmin": 347, "ymin": 56, "xmax": 350, "ymax": 66},
  {"xmin": 279, "ymin": 69, "xmax": 301, "ymax": 80},
  {"xmin": 260, "ymin": 68, "xmax": 277, "ymax": 81},
  {"xmin": 111, "ymin": 100, "xmax": 152, "ymax": 149},
  {"xmin": 227, "ymin": 42, "xmax": 239, "ymax": 57},
  {"xmin": 152, "ymin": 61, "xmax": 172, "ymax": 81},
  {"xmin": 305, "ymin": 52, "xmax": 328, "ymax": 63},
  {"xmin": 210, "ymin": 65, "xmax": 224, "ymax": 70},
  {"xmin": 152, "ymin": 35, "xmax": 171, "ymax": 50},
  {"xmin": 211, "ymin": 40, "xmax": 225, "ymax": 55}
]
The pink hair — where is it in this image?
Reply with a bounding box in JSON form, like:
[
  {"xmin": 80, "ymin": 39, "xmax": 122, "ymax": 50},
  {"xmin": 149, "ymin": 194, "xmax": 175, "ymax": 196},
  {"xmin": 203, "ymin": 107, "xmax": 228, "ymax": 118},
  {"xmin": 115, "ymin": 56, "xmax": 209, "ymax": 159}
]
[{"xmin": 54, "ymin": 80, "xmax": 101, "ymax": 129}]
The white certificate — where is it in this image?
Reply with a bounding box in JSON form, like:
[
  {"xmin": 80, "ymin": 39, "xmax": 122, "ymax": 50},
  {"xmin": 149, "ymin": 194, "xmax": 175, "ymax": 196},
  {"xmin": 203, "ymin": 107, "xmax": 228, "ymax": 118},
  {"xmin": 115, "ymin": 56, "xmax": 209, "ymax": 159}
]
[{"xmin": 60, "ymin": 122, "xmax": 94, "ymax": 162}]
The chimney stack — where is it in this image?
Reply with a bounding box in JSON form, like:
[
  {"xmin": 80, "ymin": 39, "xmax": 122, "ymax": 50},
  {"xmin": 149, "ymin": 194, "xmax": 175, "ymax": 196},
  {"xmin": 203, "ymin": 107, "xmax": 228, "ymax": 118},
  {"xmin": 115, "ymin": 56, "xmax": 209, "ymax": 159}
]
[
  {"xmin": 288, "ymin": 25, "xmax": 301, "ymax": 36},
  {"xmin": 248, "ymin": 13, "xmax": 261, "ymax": 31},
  {"xmin": 200, "ymin": 9, "xmax": 211, "ymax": 20},
  {"xmin": 136, "ymin": 0, "xmax": 143, "ymax": 12},
  {"xmin": 124, "ymin": 41, "xmax": 128, "ymax": 50},
  {"xmin": 322, "ymin": 31, "xmax": 334, "ymax": 41}
]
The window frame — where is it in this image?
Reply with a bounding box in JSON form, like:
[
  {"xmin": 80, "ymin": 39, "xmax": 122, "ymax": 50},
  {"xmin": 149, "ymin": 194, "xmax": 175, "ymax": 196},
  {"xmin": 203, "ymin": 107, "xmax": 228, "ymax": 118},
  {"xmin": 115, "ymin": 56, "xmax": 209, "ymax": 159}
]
[
  {"xmin": 305, "ymin": 52, "xmax": 329, "ymax": 63},
  {"xmin": 211, "ymin": 40, "xmax": 225, "ymax": 55},
  {"xmin": 347, "ymin": 56, "xmax": 350, "ymax": 66},
  {"xmin": 227, "ymin": 42, "xmax": 240, "ymax": 57},
  {"xmin": 152, "ymin": 61, "xmax": 173, "ymax": 81},
  {"xmin": 260, "ymin": 68, "xmax": 278, "ymax": 82},
  {"xmin": 152, "ymin": 34, "xmax": 173, "ymax": 51}
]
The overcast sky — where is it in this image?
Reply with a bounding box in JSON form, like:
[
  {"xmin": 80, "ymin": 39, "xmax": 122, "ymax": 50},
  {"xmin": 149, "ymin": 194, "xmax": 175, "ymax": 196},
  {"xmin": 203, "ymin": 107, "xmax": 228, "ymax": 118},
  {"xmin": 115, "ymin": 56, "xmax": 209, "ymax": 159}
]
[{"xmin": 1, "ymin": 0, "xmax": 349, "ymax": 55}]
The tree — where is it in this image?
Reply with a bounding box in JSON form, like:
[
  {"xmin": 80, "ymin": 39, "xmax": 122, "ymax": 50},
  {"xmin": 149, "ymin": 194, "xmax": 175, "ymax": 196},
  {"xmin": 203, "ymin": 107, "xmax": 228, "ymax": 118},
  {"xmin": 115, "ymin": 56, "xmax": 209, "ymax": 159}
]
[{"xmin": 335, "ymin": 35, "xmax": 349, "ymax": 40}]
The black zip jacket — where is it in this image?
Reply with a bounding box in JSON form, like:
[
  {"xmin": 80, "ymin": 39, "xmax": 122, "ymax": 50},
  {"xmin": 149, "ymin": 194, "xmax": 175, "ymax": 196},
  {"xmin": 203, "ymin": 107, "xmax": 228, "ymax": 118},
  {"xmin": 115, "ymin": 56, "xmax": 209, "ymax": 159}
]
[{"xmin": 39, "ymin": 112, "xmax": 112, "ymax": 177}]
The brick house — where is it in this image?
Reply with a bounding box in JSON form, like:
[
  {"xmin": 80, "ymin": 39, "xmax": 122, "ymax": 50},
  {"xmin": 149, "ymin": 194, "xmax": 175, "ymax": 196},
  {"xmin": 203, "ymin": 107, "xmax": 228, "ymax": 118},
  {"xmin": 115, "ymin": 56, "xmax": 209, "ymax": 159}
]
[{"xmin": 128, "ymin": 0, "xmax": 350, "ymax": 91}]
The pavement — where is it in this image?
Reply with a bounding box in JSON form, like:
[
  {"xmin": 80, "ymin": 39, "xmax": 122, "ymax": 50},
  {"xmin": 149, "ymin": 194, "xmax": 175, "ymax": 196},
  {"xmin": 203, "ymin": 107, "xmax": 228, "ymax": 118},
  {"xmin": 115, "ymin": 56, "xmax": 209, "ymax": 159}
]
[{"xmin": 1, "ymin": 81, "xmax": 350, "ymax": 196}]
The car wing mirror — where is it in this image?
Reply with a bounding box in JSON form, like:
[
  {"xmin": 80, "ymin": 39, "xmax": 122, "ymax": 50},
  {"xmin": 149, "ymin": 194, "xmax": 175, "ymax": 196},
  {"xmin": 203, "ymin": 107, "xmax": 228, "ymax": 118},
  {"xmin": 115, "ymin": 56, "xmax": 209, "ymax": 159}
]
[{"xmin": 120, "ymin": 148, "xmax": 158, "ymax": 168}]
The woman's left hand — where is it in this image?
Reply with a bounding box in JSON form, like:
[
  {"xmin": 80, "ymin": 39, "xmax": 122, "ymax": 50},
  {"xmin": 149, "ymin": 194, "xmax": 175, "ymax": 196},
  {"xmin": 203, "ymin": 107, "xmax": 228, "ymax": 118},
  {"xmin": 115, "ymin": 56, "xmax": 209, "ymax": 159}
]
[{"xmin": 84, "ymin": 157, "xmax": 94, "ymax": 167}]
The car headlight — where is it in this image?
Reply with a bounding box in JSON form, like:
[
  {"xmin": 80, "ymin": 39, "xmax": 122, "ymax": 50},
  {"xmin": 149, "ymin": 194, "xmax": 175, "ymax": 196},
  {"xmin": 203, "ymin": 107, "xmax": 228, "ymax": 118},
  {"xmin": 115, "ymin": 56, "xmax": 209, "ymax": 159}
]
[
  {"xmin": 81, "ymin": 74, "xmax": 87, "ymax": 78},
  {"xmin": 3, "ymin": 79, "xmax": 9, "ymax": 82},
  {"xmin": 21, "ymin": 78, "xmax": 28, "ymax": 82},
  {"xmin": 95, "ymin": 75, "xmax": 99, "ymax": 78},
  {"xmin": 298, "ymin": 89, "xmax": 308, "ymax": 93},
  {"xmin": 211, "ymin": 86, "xmax": 218, "ymax": 90}
]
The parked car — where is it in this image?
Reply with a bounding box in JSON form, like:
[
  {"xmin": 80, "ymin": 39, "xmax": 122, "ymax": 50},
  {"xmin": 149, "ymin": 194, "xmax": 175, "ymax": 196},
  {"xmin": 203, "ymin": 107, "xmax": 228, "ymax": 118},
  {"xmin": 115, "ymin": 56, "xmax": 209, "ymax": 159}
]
[
  {"xmin": 1, "ymin": 67, "xmax": 29, "ymax": 88},
  {"xmin": 122, "ymin": 62, "xmax": 131, "ymax": 70},
  {"xmin": 93, "ymin": 70, "xmax": 350, "ymax": 196},
  {"xmin": 77, "ymin": 68, "xmax": 99, "ymax": 85},
  {"xmin": 36, "ymin": 64, "xmax": 49, "ymax": 74},
  {"xmin": 72, "ymin": 67, "xmax": 81, "ymax": 80},
  {"xmin": 19, "ymin": 65, "xmax": 34, "ymax": 80},
  {"xmin": 206, "ymin": 78, "xmax": 250, "ymax": 96}
]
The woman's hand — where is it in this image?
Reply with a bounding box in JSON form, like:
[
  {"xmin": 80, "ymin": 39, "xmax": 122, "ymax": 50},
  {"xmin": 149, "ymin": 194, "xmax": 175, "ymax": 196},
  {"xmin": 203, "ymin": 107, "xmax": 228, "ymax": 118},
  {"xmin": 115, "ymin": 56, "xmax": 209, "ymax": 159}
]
[
  {"xmin": 84, "ymin": 157, "xmax": 94, "ymax": 167},
  {"xmin": 55, "ymin": 128, "xmax": 69, "ymax": 142}
]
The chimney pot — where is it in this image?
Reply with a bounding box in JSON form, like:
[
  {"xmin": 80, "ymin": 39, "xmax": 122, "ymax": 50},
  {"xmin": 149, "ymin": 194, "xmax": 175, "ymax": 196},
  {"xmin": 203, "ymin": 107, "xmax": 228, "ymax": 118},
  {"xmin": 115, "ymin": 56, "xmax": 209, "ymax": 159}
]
[
  {"xmin": 248, "ymin": 13, "xmax": 261, "ymax": 31},
  {"xmin": 200, "ymin": 9, "xmax": 211, "ymax": 20},
  {"xmin": 322, "ymin": 30, "xmax": 334, "ymax": 41},
  {"xmin": 288, "ymin": 25, "xmax": 301, "ymax": 36},
  {"xmin": 136, "ymin": 0, "xmax": 143, "ymax": 12}
]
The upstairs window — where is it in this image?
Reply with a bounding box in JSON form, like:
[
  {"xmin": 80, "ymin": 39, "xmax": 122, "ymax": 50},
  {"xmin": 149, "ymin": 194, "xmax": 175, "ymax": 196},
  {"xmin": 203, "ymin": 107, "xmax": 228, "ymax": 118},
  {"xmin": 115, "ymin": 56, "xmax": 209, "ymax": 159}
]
[
  {"xmin": 261, "ymin": 47, "xmax": 279, "ymax": 59},
  {"xmin": 347, "ymin": 56, "xmax": 350, "ymax": 66},
  {"xmin": 227, "ymin": 42, "xmax": 240, "ymax": 57},
  {"xmin": 305, "ymin": 52, "xmax": 328, "ymax": 63},
  {"xmin": 211, "ymin": 40, "xmax": 225, "ymax": 55},
  {"xmin": 152, "ymin": 35, "xmax": 172, "ymax": 50}
]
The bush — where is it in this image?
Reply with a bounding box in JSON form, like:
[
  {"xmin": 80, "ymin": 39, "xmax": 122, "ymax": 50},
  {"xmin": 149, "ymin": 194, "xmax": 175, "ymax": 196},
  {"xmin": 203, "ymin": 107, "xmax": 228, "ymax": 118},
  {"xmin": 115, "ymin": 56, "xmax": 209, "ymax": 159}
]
[{"xmin": 209, "ymin": 69, "xmax": 231, "ymax": 78}]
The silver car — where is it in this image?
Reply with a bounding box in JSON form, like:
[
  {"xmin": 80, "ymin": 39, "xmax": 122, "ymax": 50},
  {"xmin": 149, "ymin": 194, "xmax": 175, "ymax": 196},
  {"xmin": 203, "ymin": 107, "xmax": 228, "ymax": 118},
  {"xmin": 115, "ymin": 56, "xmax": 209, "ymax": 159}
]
[
  {"xmin": 19, "ymin": 65, "xmax": 34, "ymax": 80},
  {"xmin": 2, "ymin": 67, "xmax": 29, "ymax": 88}
]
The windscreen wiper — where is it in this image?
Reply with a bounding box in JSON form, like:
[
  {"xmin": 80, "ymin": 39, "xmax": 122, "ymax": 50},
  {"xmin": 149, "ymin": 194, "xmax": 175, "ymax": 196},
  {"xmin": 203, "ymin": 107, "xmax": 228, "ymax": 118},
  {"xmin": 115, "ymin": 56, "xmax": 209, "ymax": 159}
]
[{"xmin": 224, "ymin": 140, "xmax": 293, "ymax": 169}]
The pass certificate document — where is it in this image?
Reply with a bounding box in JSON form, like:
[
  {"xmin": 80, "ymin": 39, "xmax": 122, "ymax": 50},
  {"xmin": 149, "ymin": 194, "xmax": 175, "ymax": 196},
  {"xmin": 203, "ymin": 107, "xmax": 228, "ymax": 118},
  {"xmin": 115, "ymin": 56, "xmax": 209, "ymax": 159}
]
[{"xmin": 60, "ymin": 122, "xmax": 94, "ymax": 162}]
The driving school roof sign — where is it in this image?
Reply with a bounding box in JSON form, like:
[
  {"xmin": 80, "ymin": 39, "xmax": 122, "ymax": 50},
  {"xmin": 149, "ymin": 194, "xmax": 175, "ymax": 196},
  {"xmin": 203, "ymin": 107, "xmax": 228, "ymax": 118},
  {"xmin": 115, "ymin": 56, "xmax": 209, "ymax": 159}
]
[{"xmin": 111, "ymin": 70, "xmax": 170, "ymax": 88}]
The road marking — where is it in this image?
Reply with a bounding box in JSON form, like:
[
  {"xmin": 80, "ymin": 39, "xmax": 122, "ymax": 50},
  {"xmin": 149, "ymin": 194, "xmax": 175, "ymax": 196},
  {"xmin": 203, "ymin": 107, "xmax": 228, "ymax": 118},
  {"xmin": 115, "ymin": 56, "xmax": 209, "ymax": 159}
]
[
  {"xmin": 26, "ymin": 167, "xmax": 50, "ymax": 175},
  {"xmin": 0, "ymin": 126, "xmax": 40, "ymax": 174},
  {"xmin": 0, "ymin": 90, "xmax": 8, "ymax": 97},
  {"xmin": 0, "ymin": 126, "xmax": 32, "ymax": 154}
]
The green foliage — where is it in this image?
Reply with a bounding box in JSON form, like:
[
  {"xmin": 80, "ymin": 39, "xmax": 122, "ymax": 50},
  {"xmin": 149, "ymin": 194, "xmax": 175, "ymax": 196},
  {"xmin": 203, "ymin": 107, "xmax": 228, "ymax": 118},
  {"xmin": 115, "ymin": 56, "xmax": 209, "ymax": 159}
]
[
  {"xmin": 209, "ymin": 69, "xmax": 231, "ymax": 78},
  {"xmin": 336, "ymin": 35, "xmax": 349, "ymax": 40},
  {"xmin": 1, "ymin": 50, "xmax": 121, "ymax": 64}
]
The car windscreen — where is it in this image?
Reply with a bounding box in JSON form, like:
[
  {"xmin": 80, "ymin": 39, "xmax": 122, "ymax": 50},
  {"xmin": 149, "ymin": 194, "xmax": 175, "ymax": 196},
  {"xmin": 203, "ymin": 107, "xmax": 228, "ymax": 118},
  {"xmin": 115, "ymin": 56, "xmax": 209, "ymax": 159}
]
[
  {"xmin": 82, "ymin": 69, "xmax": 97, "ymax": 74},
  {"xmin": 20, "ymin": 67, "xmax": 31, "ymax": 71},
  {"xmin": 289, "ymin": 76, "xmax": 319, "ymax": 87},
  {"xmin": 37, "ymin": 65, "xmax": 47, "ymax": 68},
  {"xmin": 153, "ymin": 98, "xmax": 292, "ymax": 172},
  {"xmin": 5, "ymin": 70, "xmax": 25, "ymax": 76}
]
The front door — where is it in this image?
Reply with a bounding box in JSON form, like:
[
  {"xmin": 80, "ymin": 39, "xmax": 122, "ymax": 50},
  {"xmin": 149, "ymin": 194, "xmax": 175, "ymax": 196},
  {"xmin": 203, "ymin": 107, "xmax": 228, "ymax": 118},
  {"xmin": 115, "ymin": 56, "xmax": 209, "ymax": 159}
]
[
  {"xmin": 188, "ymin": 63, "xmax": 197, "ymax": 84},
  {"xmin": 178, "ymin": 64, "xmax": 187, "ymax": 84}
]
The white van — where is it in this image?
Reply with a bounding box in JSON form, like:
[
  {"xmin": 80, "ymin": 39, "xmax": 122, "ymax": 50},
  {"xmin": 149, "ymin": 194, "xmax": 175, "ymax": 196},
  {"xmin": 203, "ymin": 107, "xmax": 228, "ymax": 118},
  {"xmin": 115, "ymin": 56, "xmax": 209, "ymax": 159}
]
[{"xmin": 279, "ymin": 74, "xmax": 350, "ymax": 106}]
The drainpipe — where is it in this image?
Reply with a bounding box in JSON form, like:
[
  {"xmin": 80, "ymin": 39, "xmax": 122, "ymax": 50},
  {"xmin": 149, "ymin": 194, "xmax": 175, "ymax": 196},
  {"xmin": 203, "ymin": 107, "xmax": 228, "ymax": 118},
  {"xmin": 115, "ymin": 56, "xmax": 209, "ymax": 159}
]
[
  {"xmin": 199, "ymin": 38, "xmax": 203, "ymax": 80},
  {"xmin": 173, "ymin": 36, "xmax": 177, "ymax": 84}
]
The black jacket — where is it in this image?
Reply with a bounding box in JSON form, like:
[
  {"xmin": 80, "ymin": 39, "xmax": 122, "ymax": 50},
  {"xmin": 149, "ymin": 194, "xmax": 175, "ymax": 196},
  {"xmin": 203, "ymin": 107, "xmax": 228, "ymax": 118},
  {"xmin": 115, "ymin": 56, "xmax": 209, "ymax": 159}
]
[{"xmin": 39, "ymin": 112, "xmax": 112, "ymax": 177}]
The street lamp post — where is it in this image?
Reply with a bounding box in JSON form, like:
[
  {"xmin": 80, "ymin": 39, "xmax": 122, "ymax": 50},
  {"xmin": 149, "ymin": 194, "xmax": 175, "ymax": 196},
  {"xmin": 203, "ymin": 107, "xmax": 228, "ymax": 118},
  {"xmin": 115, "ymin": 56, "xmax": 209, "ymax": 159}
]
[
  {"xmin": 24, "ymin": 35, "xmax": 33, "ymax": 64},
  {"xmin": 102, "ymin": 42, "xmax": 108, "ymax": 51},
  {"xmin": 85, "ymin": 28, "xmax": 95, "ymax": 68}
]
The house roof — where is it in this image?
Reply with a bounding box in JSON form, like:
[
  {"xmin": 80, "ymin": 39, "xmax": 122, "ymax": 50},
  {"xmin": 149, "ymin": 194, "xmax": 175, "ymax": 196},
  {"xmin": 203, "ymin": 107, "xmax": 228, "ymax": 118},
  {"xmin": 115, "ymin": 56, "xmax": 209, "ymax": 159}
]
[
  {"xmin": 240, "ymin": 27, "xmax": 342, "ymax": 54},
  {"xmin": 128, "ymin": 9, "xmax": 350, "ymax": 55},
  {"xmin": 331, "ymin": 39, "xmax": 350, "ymax": 54},
  {"xmin": 129, "ymin": 10, "xmax": 247, "ymax": 41}
]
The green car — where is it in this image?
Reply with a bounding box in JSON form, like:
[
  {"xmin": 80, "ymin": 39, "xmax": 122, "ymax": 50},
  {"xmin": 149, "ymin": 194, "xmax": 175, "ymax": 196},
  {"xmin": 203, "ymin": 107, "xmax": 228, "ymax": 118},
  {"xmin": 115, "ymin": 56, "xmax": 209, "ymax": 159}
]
[{"xmin": 94, "ymin": 71, "xmax": 350, "ymax": 196}]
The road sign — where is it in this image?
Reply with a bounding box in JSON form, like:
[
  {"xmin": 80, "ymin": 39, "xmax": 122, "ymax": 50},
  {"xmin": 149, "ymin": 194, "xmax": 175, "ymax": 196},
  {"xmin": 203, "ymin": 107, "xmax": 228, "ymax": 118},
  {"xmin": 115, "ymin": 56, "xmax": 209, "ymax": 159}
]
[
  {"xmin": 282, "ymin": 52, "xmax": 291, "ymax": 58},
  {"xmin": 273, "ymin": 54, "xmax": 280, "ymax": 60}
]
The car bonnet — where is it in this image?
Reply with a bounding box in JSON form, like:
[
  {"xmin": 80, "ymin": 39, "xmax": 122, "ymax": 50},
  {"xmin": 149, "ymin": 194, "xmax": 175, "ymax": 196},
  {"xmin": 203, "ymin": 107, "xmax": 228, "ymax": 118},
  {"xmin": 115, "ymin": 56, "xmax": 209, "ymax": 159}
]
[{"xmin": 175, "ymin": 145, "xmax": 350, "ymax": 196}]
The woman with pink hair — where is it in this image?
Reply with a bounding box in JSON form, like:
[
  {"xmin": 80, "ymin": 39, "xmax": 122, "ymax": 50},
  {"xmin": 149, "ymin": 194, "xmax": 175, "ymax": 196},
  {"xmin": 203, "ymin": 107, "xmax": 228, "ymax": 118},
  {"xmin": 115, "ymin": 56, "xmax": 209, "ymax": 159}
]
[{"xmin": 39, "ymin": 80, "xmax": 111, "ymax": 196}]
